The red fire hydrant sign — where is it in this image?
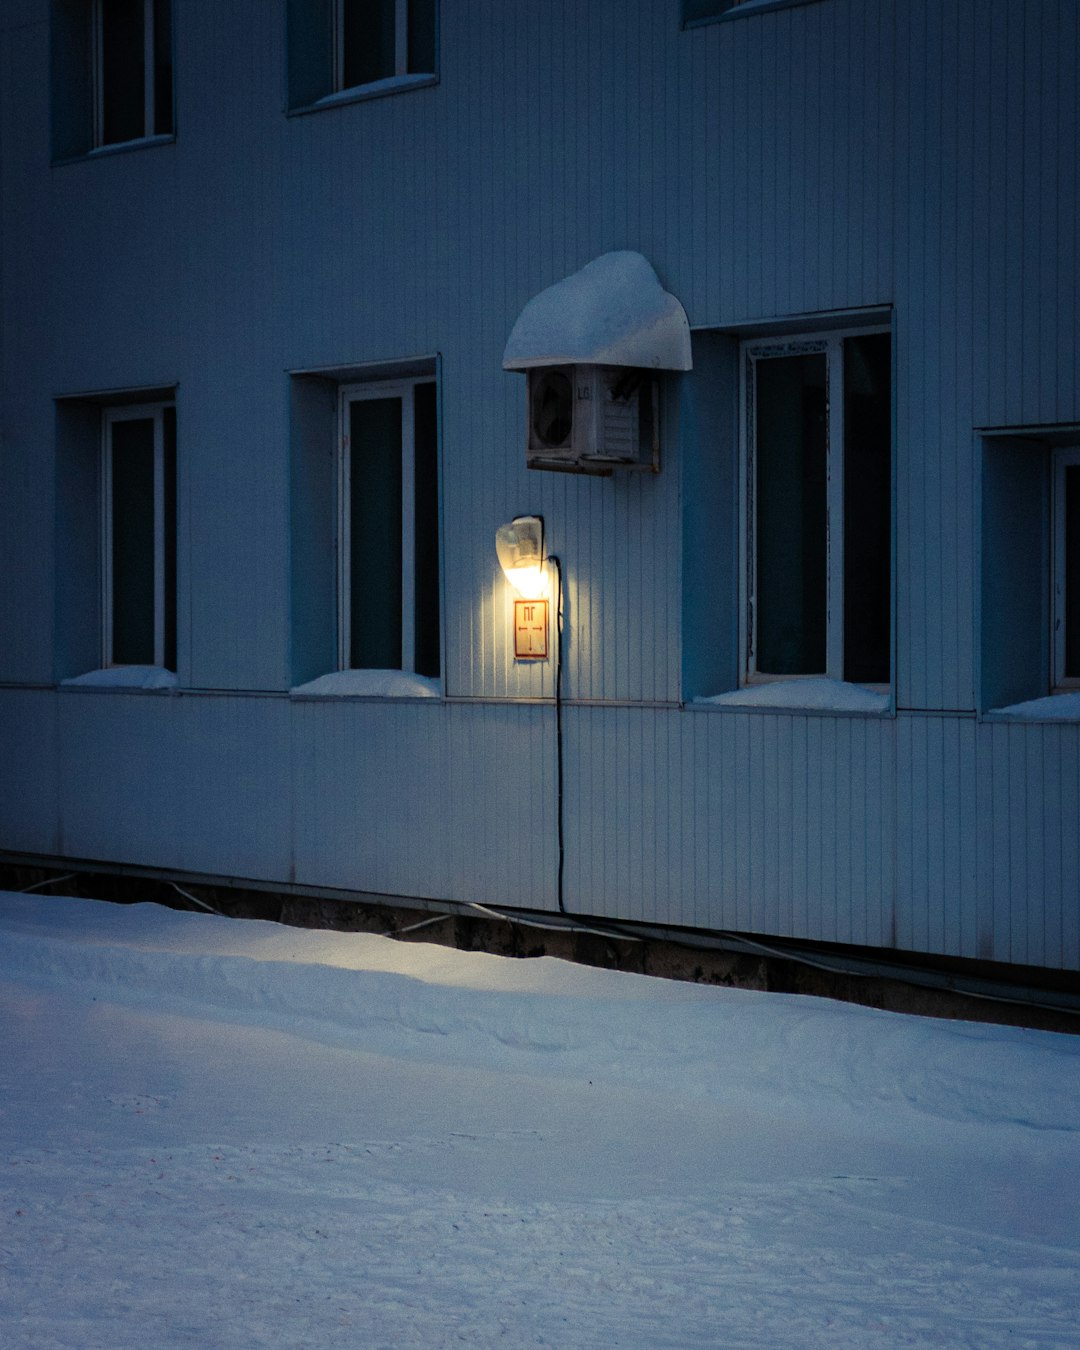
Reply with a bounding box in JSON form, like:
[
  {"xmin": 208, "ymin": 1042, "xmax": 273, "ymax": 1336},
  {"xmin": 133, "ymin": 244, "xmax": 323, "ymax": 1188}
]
[{"xmin": 514, "ymin": 599, "xmax": 549, "ymax": 660}]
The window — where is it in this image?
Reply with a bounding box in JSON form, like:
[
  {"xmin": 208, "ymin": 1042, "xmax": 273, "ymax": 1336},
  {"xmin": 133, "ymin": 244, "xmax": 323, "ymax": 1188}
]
[
  {"xmin": 51, "ymin": 0, "xmax": 174, "ymax": 159},
  {"xmin": 741, "ymin": 330, "xmax": 891, "ymax": 686},
  {"xmin": 979, "ymin": 428, "xmax": 1080, "ymax": 713},
  {"xmin": 683, "ymin": 0, "xmax": 742, "ymax": 18},
  {"xmin": 288, "ymin": 357, "xmax": 440, "ymax": 691},
  {"xmin": 102, "ymin": 403, "xmax": 176, "ymax": 670},
  {"xmin": 286, "ymin": 0, "xmax": 438, "ymax": 110},
  {"xmin": 1053, "ymin": 447, "xmax": 1080, "ymax": 691},
  {"xmin": 337, "ymin": 378, "xmax": 439, "ymax": 676}
]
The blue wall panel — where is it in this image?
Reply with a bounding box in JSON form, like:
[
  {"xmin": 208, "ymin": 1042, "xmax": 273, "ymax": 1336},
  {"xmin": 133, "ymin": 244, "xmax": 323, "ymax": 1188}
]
[
  {"xmin": 2, "ymin": 1, "xmax": 1078, "ymax": 972},
  {"xmin": 563, "ymin": 705, "xmax": 897, "ymax": 950},
  {"xmin": 54, "ymin": 692, "xmax": 292, "ymax": 880},
  {"xmin": 0, "ymin": 690, "xmax": 59, "ymax": 857}
]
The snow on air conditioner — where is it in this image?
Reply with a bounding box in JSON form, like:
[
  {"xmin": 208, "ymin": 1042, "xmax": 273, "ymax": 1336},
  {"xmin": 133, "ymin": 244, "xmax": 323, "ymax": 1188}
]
[{"xmin": 502, "ymin": 252, "xmax": 692, "ymax": 475}]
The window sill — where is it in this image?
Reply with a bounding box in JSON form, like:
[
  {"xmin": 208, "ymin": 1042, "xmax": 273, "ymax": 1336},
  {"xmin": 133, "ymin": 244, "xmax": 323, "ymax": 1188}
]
[
  {"xmin": 61, "ymin": 666, "xmax": 178, "ymax": 692},
  {"xmin": 693, "ymin": 677, "xmax": 891, "ymax": 716},
  {"xmin": 289, "ymin": 73, "xmax": 438, "ymax": 117},
  {"xmin": 683, "ymin": 0, "xmax": 827, "ymax": 27},
  {"xmin": 290, "ymin": 670, "xmax": 441, "ymax": 700},
  {"xmin": 53, "ymin": 134, "xmax": 175, "ymax": 167},
  {"xmin": 983, "ymin": 692, "xmax": 1080, "ymax": 722}
]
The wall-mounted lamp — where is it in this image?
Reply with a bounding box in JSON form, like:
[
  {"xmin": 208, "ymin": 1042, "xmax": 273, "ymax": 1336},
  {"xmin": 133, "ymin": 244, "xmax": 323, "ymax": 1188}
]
[{"xmin": 495, "ymin": 515, "xmax": 547, "ymax": 600}]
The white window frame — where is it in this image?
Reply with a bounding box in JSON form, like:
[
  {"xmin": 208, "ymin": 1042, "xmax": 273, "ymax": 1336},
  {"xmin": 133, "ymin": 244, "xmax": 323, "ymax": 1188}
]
[
  {"xmin": 739, "ymin": 326, "xmax": 891, "ymax": 688},
  {"xmin": 337, "ymin": 378, "xmax": 423, "ymax": 672},
  {"xmin": 101, "ymin": 402, "xmax": 172, "ymax": 668},
  {"xmin": 91, "ymin": 0, "xmax": 160, "ymax": 149},
  {"xmin": 1052, "ymin": 445, "xmax": 1080, "ymax": 691},
  {"xmin": 333, "ymin": 0, "xmax": 410, "ymax": 92}
]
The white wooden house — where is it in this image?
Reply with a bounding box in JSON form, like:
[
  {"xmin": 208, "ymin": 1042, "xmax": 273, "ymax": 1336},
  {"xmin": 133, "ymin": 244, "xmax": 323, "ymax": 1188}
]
[{"xmin": 0, "ymin": 0, "xmax": 1077, "ymax": 989}]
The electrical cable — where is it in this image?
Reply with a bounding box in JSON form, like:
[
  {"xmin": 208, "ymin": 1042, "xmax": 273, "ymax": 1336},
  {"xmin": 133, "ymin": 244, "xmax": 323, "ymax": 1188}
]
[
  {"xmin": 392, "ymin": 912, "xmax": 454, "ymax": 936},
  {"xmin": 466, "ymin": 900, "xmax": 641, "ymax": 943},
  {"xmin": 12, "ymin": 863, "xmax": 1072, "ymax": 1020},
  {"xmin": 169, "ymin": 881, "xmax": 225, "ymax": 917},
  {"xmin": 548, "ymin": 554, "xmax": 566, "ymax": 913},
  {"xmin": 18, "ymin": 873, "xmax": 77, "ymax": 894},
  {"xmin": 596, "ymin": 918, "xmax": 1080, "ymax": 1019}
]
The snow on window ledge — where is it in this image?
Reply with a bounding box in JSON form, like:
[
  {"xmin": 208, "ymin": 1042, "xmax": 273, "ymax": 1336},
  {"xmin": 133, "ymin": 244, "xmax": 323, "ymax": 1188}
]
[
  {"xmin": 695, "ymin": 677, "xmax": 890, "ymax": 715},
  {"xmin": 985, "ymin": 692, "xmax": 1080, "ymax": 721},
  {"xmin": 61, "ymin": 666, "xmax": 178, "ymax": 691},
  {"xmin": 684, "ymin": 0, "xmax": 827, "ymax": 28},
  {"xmin": 290, "ymin": 670, "xmax": 441, "ymax": 700},
  {"xmin": 290, "ymin": 73, "xmax": 437, "ymax": 117}
]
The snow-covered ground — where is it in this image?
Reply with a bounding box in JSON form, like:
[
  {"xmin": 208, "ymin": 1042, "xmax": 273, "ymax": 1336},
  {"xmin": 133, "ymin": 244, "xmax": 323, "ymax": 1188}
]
[{"xmin": 2, "ymin": 892, "xmax": 1079, "ymax": 1349}]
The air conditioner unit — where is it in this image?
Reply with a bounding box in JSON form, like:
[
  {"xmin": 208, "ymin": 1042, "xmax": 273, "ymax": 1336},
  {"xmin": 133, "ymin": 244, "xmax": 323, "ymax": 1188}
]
[{"xmin": 526, "ymin": 365, "xmax": 659, "ymax": 474}]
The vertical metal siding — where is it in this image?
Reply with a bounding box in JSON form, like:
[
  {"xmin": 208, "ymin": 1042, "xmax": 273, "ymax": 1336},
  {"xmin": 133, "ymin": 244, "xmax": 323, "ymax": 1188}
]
[
  {"xmin": 0, "ymin": 691, "xmax": 60, "ymax": 857},
  {"xmin": 894, "ymin": 716, "xmax": 1080, "ymax": 971},
  {"xmin": 1, "ymin": 1, "xmax": 1078, "ymax": 972},
  {"xmin": 564, "ymin": 705, "xmax": 897, "ymax": 948},
  {"xmin": 291, "ymin": 698, "xmax": 555, "ymax": 909},
  {"xmin": 0, "ymin": 20, "xmax": 71, "ymax": 684},
  {"xmin": 56, "ymin": 692, "xmax": 292, "ymax": 880}
]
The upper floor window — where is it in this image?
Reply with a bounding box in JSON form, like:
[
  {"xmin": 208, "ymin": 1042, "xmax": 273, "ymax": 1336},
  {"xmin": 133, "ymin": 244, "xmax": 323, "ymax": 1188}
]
[
  {"xmin": 683, "ymin": 0, "xmax": 743, "ymax": 18},
  {"xmin": 287, "ymin": 0, "xmax": 438, "ymax": 111},
  {"xmin": 741, "ymin": 330, "xmax": 892, "ymax": 688},
  {"xmin": 102, "ymin": 402, "xmax": 177, "ymax": 671},
  {"xmin": 51, "ymin": 0, "xmax": 174, "ymax": 160}
]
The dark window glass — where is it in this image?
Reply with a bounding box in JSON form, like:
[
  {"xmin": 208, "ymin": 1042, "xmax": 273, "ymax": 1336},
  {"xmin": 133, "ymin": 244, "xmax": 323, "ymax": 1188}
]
[
  {"xmin": 342, "ymin": 0, "xmax": 395, "ymax": 88},
  {"xmin": 110, "ymin": 417, "xmax": 155, "ymax": 664},
  {"xmin": 754, "ymin": 353, "xmax": 828, "ymax": 674},
  {"xmin": 101, "ymin": 0, "xmax": 145, "ymax": 145},
  {"xmin": 407, "ymin": 0, "xmax": 436, "ymax": 74},
  {"xmin": 843, "ymin": 333, "xmax": 892, "ymax": 684},
  {"xmin": 162, "ymin": 406, "xmax": 177, "ymax": 671},
  {"xmin": 683, "ymin": 0, "xmax": 738, "ymax": 23},
  {"xmin": 349, "ymin": 397, "xmax": 402, "ymax": 669},
  {"xmin": 153, "ymin": 0, "xmax": 173, "ymax": 134},
  {"xmin": 413, "ymin": 382, "xmax": 440, "ymax": 678},
  {"xmin": 1066, "ymin": 466, "xmax": 1080, "ymax": 679}
]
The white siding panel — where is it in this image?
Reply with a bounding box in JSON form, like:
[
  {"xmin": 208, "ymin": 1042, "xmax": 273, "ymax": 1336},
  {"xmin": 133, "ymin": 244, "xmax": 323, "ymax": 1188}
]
[
  {"xmin": 891, "ymin": 0, "xmax": 1077, "ymax": 709},
  {"xmin": 0, "ymin": 690, "xmax": 60, "ymax": 856},
  {"xmin": 1059, "ymin": 734, "xmax": 1080, "ymax": 970},
  {"xmin": 565, "ymin": 707, "xmax": 896, "ymax": 948},
  {"xmin": 291, "ymin": 699, "xmax": 557, "ymax": 908},
  {"xmin": 291, "ymin": 700, "xmax": 450, "ymax": 900},
  {"xmin": 0, "ymin": 398, "xmax": 54, "ymax": 684},
  {"xmin": 894, "ymin": 717, "xmax": 1080, "ymax": 970},
  {"xmin": 58, "ymin": 693, "xmax": 292, "ymax": 880},
  {"xmin": 2, "ymin": 0, "xmax": 1079, "ymax": 976},
  {"xmin": 291, "ymin": 700, "xmax": 545, "ymax": 908}
]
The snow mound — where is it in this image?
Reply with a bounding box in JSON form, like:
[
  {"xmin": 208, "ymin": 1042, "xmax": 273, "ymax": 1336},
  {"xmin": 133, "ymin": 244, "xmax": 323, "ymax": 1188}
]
[
  {"xmin": 990, "ymin": 691, "xmax": 1080, "ymax": 720},
  {"xmin": 503, "ymin": 251, "xmax": 692, "ymax": 371},
  {"xmin": 3, "ymin": 893, "xmax": 1077, "ymax": 1134},
  {"xmin": 3, "ymin": 890, "xmax": 1080, "ymax": 1347},
  {"xmin": 61, "ymin": 666, "xmax": 178, "ymax": 691},
  {"xmin": 290, "ymin": 669, "xmax": 440, "ymax": 698},
  {"xmin": 696, "ymin": 677, "xmax": 890, "ymax": 714}
]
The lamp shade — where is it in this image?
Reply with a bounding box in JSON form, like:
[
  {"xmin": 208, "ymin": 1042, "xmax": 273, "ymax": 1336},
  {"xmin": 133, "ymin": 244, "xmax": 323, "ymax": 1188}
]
[{"xmin": 495, "ymin": 516, "xmax": 546, "ymax": 598}]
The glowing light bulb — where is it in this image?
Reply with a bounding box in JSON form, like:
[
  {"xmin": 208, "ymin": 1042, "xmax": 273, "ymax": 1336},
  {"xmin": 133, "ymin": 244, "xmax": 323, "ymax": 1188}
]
[{"xmin": 495, "ymin": 517, "xmax": 547, "ymax": 599}]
